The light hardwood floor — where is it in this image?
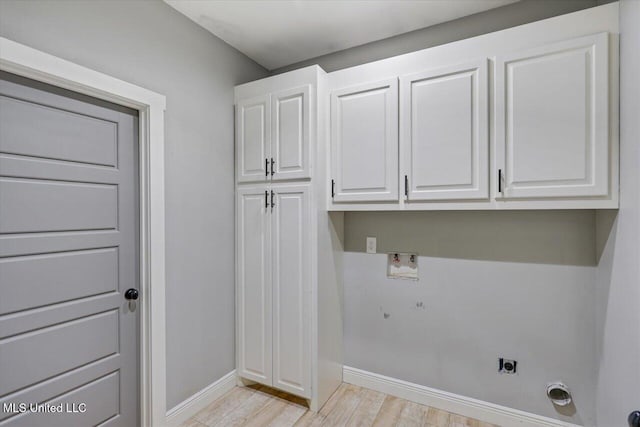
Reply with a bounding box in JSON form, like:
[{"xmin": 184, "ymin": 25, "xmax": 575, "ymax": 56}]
[{"xmin": 180, "ymin": 383, "xmax": 499, "ymax": 427}]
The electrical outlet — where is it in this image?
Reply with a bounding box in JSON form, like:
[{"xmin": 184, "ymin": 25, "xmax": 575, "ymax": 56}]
[
  {"xmin": 366, "ymin": 237, "xmax": 376, "ymax": 254},
  {"xmin": 499, "ymin": 358, "xmax": 517, "ymax": 374}
]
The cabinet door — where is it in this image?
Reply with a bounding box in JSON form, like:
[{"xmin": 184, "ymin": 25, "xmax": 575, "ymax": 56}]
[
  {"xmin": 400, "ymin": 59, "xmax": 488, "ymax": 201},
  {"xmin": 237, "ymin": 95, "xmax": 270, "ymax": 183},
  {"xmin": 237, "ymin": 186, "xmax": 272, "ymax": 385},
  {"xmin": 495, "ymin": 32, "xmax": 609, "ymax": 199},
  {"xmin": 271, "ymin": 184, "xmax": 311, "ymax": 398},
  {"xmin": 272, "ymin": 86, "xmax": 311, "ymax": 181},
  {"xmin": 331, "ymin": 78, "xmax": 398, "ymax": 202}
]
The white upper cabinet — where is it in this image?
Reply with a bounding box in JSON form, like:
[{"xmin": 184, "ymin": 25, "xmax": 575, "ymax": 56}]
[
  {"xmin": 237, "ymin": 86, "xmax": 311, "ymax": 183},
  {"xmin": 495, "ymin": 32, "xmax": 610, "ymax": 199},
  {"xmin": 237, "ymin": 95, "xmax": 270, "ymax": 183},
  {"xmin": 325, "ymin": 7, "xmax": 618, "ymax": 210},
  {"xmin": 400, "ymin": 59, "xmax": 489, "ymax": 201},
  {"xmin": 331, "ymin": 78, "xmax": 399, "ymax": 202},
  {"xmin": 271, "ymin": 184, "xmax": 311, "ymax": 398},
  {"xmin": 236, "ymin": 186, "xmax": 272, "ymax": 385},
  {"xmin": 271, "ymin": 86, "xmax": 311, "ymax": 181}
]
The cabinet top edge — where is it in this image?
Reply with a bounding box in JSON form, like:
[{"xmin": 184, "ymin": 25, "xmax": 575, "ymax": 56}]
[
  {"xmin": 326, "ymin": 2, "xmax": 618, "ymax": 88},
  {"xmin": 235, "ymin": 65, "xmax": 326, "ymax": 101}
]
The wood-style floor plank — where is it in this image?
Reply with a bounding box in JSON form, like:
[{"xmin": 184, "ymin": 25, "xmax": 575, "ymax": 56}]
[
  {"xmin": 180, "ymin": 418, "xmax": 208, "ymax": 427},
  {"xmin": 321, "ymin": 384, "xmax": 363, "ymax": 426},
  {"xmin": 371, "ymin": 395, "xmax": 407, "ymax": 427},
  {"xmin": 213, "ymin": 389, "xmax": 272, "ymax": 427},
  {"xmin": 291, "ymin": 410, "xmax": 324, "ymax": 427},
  {"xmin": 345, "ymin": 387, "xmax": 386, "ymax": 427},
  {"xmin": 318, "ymin": 383, "xmax": 349, "ymax": 417},
  {"xmin": 449, "ymin": 414, "xmax": 479, "ymax": 427},
  {"xmin": 267, "ymin": 403, "xmax": 307, "ymax": 427},
  {"xmin": 194, "ymin": 387, "xmax": 255, "ymax": 426},
  {"xmin": 241, "ymin": 397, "xmax": 290, "ymax": 427},
  {"xmin": 426, "ymin": 407, "xmax": 451, "ymax": 427},
  {"xmin": 397, "ymin": 400, "xmax": 430, "ymax": 427},
  {"xmin": 292, "ymin": 383, "xmax": 349, "ymax": 427},
  {"xmin": 180, "ymin": 383, "xmax": 500, "ymax": 427}
]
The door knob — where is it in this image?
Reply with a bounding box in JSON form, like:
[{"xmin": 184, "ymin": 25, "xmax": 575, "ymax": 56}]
[
  {"xmin": 124, "ymin": 288, "xmax": 139, "ymax": 301},
  {"xmin": 630, "ymin": 411, "xmax": 640, "ymax": 427}
]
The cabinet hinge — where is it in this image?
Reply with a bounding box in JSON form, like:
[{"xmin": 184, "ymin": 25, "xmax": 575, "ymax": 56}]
[{"xmin": 331, "ymin": 179, "xmax": 335, "ymax": 198}]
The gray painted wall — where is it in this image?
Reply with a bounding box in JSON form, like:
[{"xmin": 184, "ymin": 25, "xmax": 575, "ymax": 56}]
[
  {"xmin": 595, "ymin": 0, "xmax": 640, "ymax": 424},
  {"xmin": 344, "ymin": 211, "xmax": 596, "ymax": 266},
  {"xmin": 273, "ymin": 0, "xmax": 601, "ymax": 73},
  {"xmin": 343, "ymin": 211, "xmax": 598, "ymax": 425},
  {"xmin": 0, "ymin": 0, "xmax": 268, "ymax": 409}
]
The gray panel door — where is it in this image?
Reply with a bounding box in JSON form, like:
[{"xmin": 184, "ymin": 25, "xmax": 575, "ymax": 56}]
[{"xmin": 0, "ymin": 71, "xmax": 139, "ymax": 427}]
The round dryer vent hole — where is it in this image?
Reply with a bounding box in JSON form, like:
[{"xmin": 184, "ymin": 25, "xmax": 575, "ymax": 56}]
[{"xmin": 547, "ymin": 382, "xmax": 572, "ymax": 406}]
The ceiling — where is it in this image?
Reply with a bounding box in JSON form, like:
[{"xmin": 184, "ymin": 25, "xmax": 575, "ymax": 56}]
[{"xmin": 165, "ymin": 0, "xmax": 519, "ymax": 70}]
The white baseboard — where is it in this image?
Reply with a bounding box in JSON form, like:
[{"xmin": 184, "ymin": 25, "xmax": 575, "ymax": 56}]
[
  {"xmin": 165, "ymin": 370, "xmax": 236, "ymax": 427},
  {"xmin": 343, "ymin": 366, "xmax": 582, "ymax": 427}
]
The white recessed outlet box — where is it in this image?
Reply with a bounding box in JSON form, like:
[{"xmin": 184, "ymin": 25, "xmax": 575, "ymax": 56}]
[
  {"xmin": 366, "ymin": 237, "xmax": 376, "ymax": 254},
  {"xmin": 387, "ymin": 253, "xmax": 418, "ymax": 280}
]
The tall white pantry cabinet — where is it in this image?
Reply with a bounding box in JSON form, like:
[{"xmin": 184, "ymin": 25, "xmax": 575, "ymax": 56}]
[{"xmin": 234, "ymin": 66, "xmax": 344, "ymax": 411}]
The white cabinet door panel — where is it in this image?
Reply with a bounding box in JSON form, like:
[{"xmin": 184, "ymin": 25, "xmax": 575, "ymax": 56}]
[
  {"xmin": 237, "ymin": 186, "xmax": 272, "ymax": 385},
  {"xmin": 401, "ymin": 60, "xmax": 488, "ymax": 201},
  {"xmin": 272, "ymin": 86, "xmax": 311, "ymax": 181},
  {"xmin": 495, "ymin": 32, "xmax": 609, "ymax": 198},
  {"xmin": 237, "ymin": 95, "xmax": 270, "ymax": 183},
  {"xmin": 271, "ymin": 184, "xmax": 311, "ymax": 398},
  {"xmin": 331, "ymin": 79, "xmax": 398, "ymax": 202}
]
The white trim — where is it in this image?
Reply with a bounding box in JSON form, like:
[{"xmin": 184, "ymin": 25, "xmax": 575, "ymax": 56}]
[
  {"xmin": 0, "ymin": 37, "xmax": 167, "ymax": 427},
  {"xmin": 343, "ymin": 366, "xmax": 583, "ymax": 427},
  {"xmin": 165, "ymin": 370, "xmax": 237, "ymax": 427}
]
